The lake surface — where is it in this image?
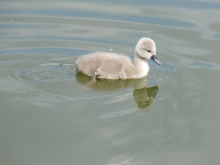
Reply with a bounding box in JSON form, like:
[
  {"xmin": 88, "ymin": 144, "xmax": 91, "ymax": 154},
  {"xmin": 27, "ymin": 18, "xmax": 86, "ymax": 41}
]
[{"xmin": 1, "ymin": 0, "xmax": 220, "ymax": 165}]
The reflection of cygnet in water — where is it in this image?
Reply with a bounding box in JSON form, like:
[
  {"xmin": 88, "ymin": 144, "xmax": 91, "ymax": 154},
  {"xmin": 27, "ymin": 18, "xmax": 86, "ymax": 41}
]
[
  {"xmin": 133, "ymin": 86, "xmax": 159, "ymax": 109},
  {"xmin": 76, "ymin": 72, "xmax": 159, "ymax": 109}
]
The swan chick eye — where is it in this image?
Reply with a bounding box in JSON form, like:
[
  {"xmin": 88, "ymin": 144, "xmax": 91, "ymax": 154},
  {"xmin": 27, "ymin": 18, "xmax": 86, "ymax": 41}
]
[{"xmin": 143, "ymin": 49, "xmax": 150, "ymax": 52}]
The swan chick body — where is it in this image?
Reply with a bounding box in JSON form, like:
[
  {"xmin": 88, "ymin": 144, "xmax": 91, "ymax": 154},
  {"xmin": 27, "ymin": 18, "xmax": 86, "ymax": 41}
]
[{"xmin": 76, "ymin": 38, "xmax": 161, "ymax": 79}]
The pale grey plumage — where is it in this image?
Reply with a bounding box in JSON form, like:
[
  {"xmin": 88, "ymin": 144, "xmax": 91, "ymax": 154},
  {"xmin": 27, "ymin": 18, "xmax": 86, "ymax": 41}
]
[{"xmin": 75, "ymin": 38, "xmax": 161, "ymax": 79}]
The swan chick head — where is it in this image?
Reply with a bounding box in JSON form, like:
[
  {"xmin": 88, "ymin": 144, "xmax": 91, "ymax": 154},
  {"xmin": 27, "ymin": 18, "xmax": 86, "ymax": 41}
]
[{"xmin": 135, "ymin": 37, "xmax": 162, "ymax": 65}]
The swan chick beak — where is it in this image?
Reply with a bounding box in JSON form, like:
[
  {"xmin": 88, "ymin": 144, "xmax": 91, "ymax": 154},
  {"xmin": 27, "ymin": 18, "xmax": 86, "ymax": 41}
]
[{"xmin": 150, "ymin": 55, "xmax": 162, "ymax": 65}]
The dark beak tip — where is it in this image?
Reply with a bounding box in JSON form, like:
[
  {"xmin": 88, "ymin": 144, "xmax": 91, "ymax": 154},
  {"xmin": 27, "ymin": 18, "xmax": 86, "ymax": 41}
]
[{"xmin": 150, "ymin": 55, "xmax": 162, "ymax": 66}]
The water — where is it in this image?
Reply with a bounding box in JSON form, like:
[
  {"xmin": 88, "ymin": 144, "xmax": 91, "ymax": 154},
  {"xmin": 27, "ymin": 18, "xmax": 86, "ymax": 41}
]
[{"xmin": 1, "ymin": 0, "xmax": 220, "ymax": 165}]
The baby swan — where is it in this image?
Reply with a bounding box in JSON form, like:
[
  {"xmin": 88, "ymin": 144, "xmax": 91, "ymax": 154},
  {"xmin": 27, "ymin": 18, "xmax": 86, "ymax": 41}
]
[{"xmin": 76, "ymin": 38, "xmax": 162, "ymax": 79}]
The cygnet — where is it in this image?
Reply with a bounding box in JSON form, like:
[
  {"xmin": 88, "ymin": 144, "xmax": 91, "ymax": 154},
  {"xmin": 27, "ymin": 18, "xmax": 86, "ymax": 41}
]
[{"xmin": 76, "ymin": 37, "xmax": 162, "ymax": 79}]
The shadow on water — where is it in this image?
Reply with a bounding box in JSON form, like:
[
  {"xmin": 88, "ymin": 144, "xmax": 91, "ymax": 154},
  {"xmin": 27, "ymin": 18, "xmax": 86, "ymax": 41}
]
[{"xmin": 76, "ymin": 72, "xmax": 159, "ymax": 109}]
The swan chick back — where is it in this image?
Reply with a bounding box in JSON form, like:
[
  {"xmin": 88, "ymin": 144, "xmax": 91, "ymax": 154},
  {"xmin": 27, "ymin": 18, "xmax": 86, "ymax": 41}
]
[{"xmin": 76, "ymin": 52, "xmax": 136, "ymax": 79}]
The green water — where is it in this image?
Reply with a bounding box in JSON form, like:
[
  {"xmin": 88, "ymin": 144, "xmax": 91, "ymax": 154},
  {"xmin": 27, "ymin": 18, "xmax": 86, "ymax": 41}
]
[{"xmin": 1, "ymin": 0, "xmax": 220, "ymax": 165}]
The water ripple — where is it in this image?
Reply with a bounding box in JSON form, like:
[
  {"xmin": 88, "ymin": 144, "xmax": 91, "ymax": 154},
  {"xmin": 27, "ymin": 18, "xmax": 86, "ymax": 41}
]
[
  {"xmin": 1, "ymin": 9, "xmax": 194, "ymax": 28},
  {"xmin": 0, "ymin": 53, "xmax": 76, "ymax": 94}
]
